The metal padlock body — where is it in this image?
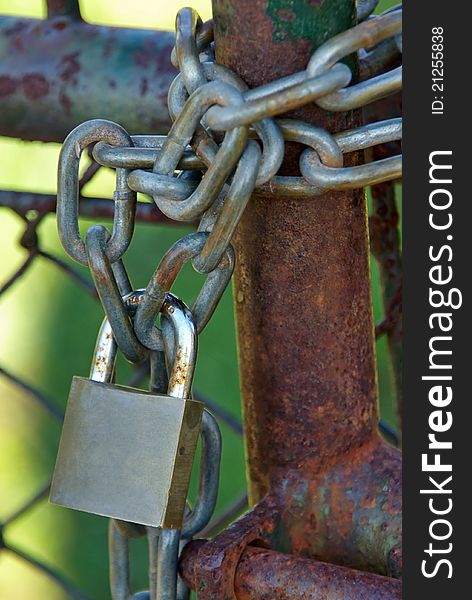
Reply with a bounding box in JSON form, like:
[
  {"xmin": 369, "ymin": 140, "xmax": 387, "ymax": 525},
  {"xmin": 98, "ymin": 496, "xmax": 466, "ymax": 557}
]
[{"xmin": 50, "ymin": 293, "xmax": 204, "ymax": 528}]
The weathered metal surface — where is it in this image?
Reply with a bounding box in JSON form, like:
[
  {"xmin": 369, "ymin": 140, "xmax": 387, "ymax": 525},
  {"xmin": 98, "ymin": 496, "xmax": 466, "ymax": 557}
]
[
  {"xmin": 177, "ymin": 0, "xmax": 402, "ymax": 596},
  {"xmin": 180, "ymin": 542, "xmax": 402, "ymax": 600},
  {"xmin": 214, "ymin": 0, "xmax": 376, "ymax": 501},
  {"xmin": 182, "ymin": 435, "xmax": 401, "ymax": 594},
  {"xmin": 272, "ymin": 435, "xmax": 402, "ymax": 576},
  {"xmin": 0, "ymin": 15, "xmax": 175, "ymax": 142}
]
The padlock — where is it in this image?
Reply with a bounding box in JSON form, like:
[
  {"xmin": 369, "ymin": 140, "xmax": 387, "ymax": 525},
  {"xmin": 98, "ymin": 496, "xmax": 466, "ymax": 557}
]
[{"xmin": 50, "ymin": 293, "xmax": 204, "ymax": 528}]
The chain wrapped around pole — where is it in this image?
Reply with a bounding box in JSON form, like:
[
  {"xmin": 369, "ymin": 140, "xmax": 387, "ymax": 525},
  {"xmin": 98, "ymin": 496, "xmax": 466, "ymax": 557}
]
[{"xmin": 52, "ymin": 3, "xmax": 403, "ymax": 598}]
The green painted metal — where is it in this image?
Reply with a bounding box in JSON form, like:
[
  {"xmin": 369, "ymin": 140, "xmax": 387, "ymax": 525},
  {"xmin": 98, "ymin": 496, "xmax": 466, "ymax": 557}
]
[{"xmin": 267, "ymin": 0, "xmax": 355, "ymax": 45}]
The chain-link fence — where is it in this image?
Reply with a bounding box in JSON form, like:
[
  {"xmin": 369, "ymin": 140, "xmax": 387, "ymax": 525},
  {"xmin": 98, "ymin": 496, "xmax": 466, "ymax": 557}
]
[
  {"xmin": 0, "ymin": 151, "xmax": 401, "ymax": 600},
  {"xmin": 0, "ymin": 149, "xmax": 253, "ymax": 597}
]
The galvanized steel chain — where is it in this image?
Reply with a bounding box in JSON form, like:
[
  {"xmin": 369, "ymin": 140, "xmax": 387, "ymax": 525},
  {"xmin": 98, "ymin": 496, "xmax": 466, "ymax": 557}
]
[{"xmin": 55, "ymin": 3, "xmax": 402, "ymax": 599}]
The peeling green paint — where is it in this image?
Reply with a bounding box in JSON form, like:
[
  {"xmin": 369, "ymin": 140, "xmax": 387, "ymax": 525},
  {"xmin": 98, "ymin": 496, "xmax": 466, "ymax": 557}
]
[{"xmin": 267, "ymin": 0, "xmax": 355, "ymax": 49}]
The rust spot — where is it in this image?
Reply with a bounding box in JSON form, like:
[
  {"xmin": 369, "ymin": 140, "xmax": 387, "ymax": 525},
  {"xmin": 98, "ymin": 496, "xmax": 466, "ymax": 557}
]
[
  {"xmin": 0, "ymin": 76, "xmax": 18, "ymax": 97},
  {"xmin": 102, "ymin": 33, "xmax": 115, "ymax": 58},
  {"xmin": 52, "ymin": 19, "xmax": 68, "ymax": 31},
  {"xmin": 155, "ymin": 43, "xmax": 175, "ymax": 73},
  {"xmin": 5, "ymin": 21, "xmax": 28, "ymax": 36},
  {"xmin": 59, "ymin": 52, "xmax": 80, "ymax": 83},
  {"xmin": 277, "ymin": 9, "xmax": 296, "ymax": 23},
  {"xmin": 59, "ymin": 91, "xmax": 72, "ymax": 114},
  {"xmin": 22, "ymin": 74, "xmax": 49, "ymax": 99},
  {"xmin": 12, "ymin": 36, "xmax": 26, "ymax": 52},
  {"xmin": 5, "ymin": 20, "xmax": 27, "ymax": 51},
  {"xmin": 134, "ymin": 49, "xmax": 152, "ymax": 68}
]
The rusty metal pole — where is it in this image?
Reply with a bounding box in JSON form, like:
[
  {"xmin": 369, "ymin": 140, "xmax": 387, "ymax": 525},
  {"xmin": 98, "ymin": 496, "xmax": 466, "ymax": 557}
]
[
  {"xmin": 215, "ymin": 0, "xmax": 376, "ymax": 490},
  {"xmin": 184, "ymin": 0, "xmax": 402, "ymax": 589},
  {"xmin": 213, "ymin": 0, "xmax": 376, "ymax": 503}
]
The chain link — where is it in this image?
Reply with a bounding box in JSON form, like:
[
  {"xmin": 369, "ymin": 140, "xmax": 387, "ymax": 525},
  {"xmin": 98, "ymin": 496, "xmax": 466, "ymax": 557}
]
[
  {"xmin": 55, "ymin": 4, "xmax": 403, "ymax": 598},
  {"xmin": 97, "ymin": 290, "xmax": 221, "ymax": 600},
  {"xmin": 134, "ymin": 232, "xmax": 234, "ymax": 351},
  {"xmin": 358, "ymin": 1, "xmax": 381, "ymax": 22},
  {"xmin": 57, "ymin": 119, "xmax": 136, "ymax": 266}
]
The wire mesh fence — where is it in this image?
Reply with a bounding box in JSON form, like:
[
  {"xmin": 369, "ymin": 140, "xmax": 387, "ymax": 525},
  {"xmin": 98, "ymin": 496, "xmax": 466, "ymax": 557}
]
[
  {"xmin": 0, "ymin": 152, "xmax": 255, "ymax": 597},
  {"xmin": 0, "ymin": 148, "xmax": 401, "ymax": 598}
]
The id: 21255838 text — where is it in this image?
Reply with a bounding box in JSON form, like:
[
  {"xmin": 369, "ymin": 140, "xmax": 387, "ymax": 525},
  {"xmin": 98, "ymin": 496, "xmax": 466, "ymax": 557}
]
[{"xmin": 431, "ymin": 27, "xmax": 445, "ymax": 115}]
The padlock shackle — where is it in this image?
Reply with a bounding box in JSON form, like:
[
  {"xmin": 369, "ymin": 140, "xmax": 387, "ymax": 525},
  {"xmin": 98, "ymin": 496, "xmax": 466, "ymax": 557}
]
[
  {"xmin": 89, "ymin": 290, "xmax": 197, "ymax": 400},
  {"xmin": 89, "ymin": 289, "xmax": 146, "ymax": 383},
  {"xmin": 90, "ymin": 319, "xmax": 117, "ymax": 383},
  {"xmin": 161, "ymin": 294, "xmax": 197, "ymax": 400}
]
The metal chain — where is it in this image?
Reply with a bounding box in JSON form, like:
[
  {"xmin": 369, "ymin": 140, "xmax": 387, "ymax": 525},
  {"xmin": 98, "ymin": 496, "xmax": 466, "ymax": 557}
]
[{"xmin": 55, "ymin": 5, "xmax": 403, "ymax": 598}]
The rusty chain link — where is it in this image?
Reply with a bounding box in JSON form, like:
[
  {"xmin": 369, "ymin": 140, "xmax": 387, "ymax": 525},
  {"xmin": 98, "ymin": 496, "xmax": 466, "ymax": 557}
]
[{"xmin": 52, "ymin": 4, "xmax": 403, "ymax": 598}]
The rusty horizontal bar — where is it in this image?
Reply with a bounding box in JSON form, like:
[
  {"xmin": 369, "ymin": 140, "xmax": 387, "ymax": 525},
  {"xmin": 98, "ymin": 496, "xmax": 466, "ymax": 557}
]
[
  {"xmin": 0, "ymin": 14, "xmax": 175, "ymax": 142},
  {"xmin": 180, "ymin": 542, "xmax": 401, "ymax": 600},
  {"xmin": 0, "ymin": 190, "xmax": 175, "ymax": 224}
]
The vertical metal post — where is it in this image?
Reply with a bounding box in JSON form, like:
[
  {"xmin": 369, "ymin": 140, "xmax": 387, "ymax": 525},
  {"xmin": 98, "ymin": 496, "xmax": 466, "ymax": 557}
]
[
  {"xmin": 212, "ymin": 0, "xmax": 378, "ymax": 503},
  {"xmin": 180, "ymin": 4, "xmax": 401, "ymax": 592}
]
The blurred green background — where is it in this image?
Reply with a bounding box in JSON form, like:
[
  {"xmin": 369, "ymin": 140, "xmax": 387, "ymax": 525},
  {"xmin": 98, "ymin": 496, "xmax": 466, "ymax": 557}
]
[{"xmin": 0, "ymin": 1, "xmax": 399, "ymax": 598}]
